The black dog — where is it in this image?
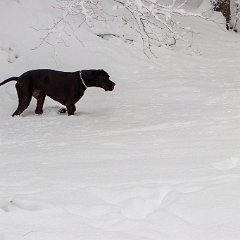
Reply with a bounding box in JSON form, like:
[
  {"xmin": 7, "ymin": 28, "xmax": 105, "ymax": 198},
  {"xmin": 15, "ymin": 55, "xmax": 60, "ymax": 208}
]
[{"xmin": 0, "ymin": 69, "xmax": 115, "ymax": 116}]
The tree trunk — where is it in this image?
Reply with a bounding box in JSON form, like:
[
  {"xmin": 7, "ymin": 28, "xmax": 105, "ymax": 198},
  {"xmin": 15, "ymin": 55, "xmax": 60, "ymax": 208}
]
[{"xmin": 212, "ymin": 0, "xmax": 232, "ymax": 30}]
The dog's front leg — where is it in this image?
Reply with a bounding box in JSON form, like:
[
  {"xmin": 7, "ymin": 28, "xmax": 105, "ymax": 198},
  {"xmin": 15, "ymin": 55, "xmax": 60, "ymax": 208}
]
[{"xmin": 66, "ymin": 104, "xmax": 76, "ymax": 116}]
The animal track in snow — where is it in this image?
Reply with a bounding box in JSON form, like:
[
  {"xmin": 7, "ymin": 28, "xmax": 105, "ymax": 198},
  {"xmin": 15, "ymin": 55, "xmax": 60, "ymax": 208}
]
[
  {"xmin": 0, "ymin": 43, "xmax": 19, "ymax": 63},
  {"xmin": 87, "ymin": 185, "xmax": 173, "ymax": 220},
  {"xmin": 120, "ymin": 186, "xmax": 172, "ymax": 220},
  {"xmin": 212, "ymin": 157, "xmax": 239, "ymax": 170},
  {"xmin": 121, "ymin": 197, "xmax": 162, "ymax": 220},
  {"xmin": 0, "ymin": 199, "xmax": 50, "ymax": 212}
]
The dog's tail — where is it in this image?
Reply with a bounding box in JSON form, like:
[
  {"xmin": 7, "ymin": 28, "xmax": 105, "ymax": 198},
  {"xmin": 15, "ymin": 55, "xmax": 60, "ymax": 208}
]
[{"xmin": 0, "ymin": 77, "xmax": 19, "ymax": 87}]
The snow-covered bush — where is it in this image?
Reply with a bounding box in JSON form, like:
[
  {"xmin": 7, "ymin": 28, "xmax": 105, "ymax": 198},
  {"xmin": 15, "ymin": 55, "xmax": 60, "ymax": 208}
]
[
  {"xmin": 35, "ymin": 0, "xmax": 209, "ymax": 55},
  {"xmin": 111, "ymin": 0, "xmax": 206, "ymax": 54}
]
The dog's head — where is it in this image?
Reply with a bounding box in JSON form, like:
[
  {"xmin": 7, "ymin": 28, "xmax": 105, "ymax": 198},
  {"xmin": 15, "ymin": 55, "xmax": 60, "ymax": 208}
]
[{"xmin": 94, "ymin": 70, "xmax": 115, "ymax": 91}]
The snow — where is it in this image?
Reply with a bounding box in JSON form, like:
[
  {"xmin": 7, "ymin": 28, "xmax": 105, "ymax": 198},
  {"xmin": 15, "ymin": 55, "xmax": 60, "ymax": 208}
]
[{"xmin": 1, "ymin": 1, "xmax": 240, "ymax": 240}]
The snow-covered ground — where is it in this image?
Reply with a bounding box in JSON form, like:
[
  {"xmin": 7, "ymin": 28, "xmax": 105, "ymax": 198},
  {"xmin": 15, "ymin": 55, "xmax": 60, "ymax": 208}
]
[{"xmin": 1, "ymin": 1, "xmax": 240, "ymax": 240}]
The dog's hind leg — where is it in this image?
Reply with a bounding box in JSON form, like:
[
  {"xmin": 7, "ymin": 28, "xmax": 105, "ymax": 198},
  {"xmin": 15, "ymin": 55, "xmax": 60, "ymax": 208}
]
[
  {"xmin": 33, "ymin": 91, "xmax": 46, "ymax": 114},
  {"xmin": 12, "ymin": 82, "xmax": 32, "ymax": 117}
]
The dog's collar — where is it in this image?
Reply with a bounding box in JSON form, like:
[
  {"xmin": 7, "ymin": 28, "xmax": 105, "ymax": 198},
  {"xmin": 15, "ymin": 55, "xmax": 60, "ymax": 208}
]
[{"xmin": 79, "ymin": 71, "xmax": 88, "ymax": 89}]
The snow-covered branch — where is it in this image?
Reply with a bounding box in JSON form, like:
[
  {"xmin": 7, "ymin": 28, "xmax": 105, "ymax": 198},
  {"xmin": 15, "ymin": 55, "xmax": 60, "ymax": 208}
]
[
  {"xmin": 33, "ymin": 0, "xmax": 108, "ymax": 50},
  {"xmin": 112, "ymin": 0, "xmax": 207, "ymax": 54},
  {"xmin": 33, "ymin": 0, "xmax": 210, "ymax": 55}
]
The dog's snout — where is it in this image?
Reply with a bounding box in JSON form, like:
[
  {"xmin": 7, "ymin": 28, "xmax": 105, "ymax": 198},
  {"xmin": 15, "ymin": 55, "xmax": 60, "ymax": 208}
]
[
  {"xmin": 111, "ymin": 82, "xmax": 115, "ymax": 90},
  {"xmin": 110, "ymin": 81, "xmax": 115, "ymax": 88}
]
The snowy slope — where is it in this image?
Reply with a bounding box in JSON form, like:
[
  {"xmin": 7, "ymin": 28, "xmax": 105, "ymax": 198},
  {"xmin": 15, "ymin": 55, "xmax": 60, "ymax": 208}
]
[{"xmin": 1, "ymin": 1, "xmax": 240, "ymax": 240}]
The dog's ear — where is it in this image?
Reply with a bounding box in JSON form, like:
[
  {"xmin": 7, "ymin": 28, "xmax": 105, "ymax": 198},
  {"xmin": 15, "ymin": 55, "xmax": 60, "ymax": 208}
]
[
  {"xmin": 91, "ymin": 70, "xmax": 98, "ymax": 78},
  {"xmin": 93, "ymin": 69, "xmax": 107, "ymax": 78},
  {"xmin": 93, "ymin": 69, "xmax": 103, "ymax": 75},
  {"xmin": 97, "ymin": 69, "xmax": 106, "ymax": 74}
]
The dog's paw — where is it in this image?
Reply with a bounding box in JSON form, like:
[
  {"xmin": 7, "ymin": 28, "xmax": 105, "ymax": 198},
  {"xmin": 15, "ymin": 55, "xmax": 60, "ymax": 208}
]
[{"xmin": 58, "ymin": 108, "xmax": 67, "ymax": 114}]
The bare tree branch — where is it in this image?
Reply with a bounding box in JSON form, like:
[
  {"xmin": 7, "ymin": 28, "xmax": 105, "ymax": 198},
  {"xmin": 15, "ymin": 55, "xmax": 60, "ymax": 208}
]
[{"xmin": 33, "ymin": 0, "xmax": 213, "ymax": 56}]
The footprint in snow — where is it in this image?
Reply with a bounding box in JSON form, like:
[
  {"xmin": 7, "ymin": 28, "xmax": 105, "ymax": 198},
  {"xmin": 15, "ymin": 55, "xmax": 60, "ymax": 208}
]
[
  {"xmin": 1, "ymin": 199, "xmax": 49, "ymax": 212},
  {"xmin": 121, "ymin": 197, "xmax": 161, "ymax": 220},
  {"xmin": 212, "ymin": 157, "xmax": 239, "ymax": 170},
  {"xmin": 120, "ymin": 186, "xmax": 172, "ymax": 220}
]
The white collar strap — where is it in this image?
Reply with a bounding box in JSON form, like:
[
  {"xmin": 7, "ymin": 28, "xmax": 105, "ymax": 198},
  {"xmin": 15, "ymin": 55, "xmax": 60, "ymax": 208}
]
[{"xmin": 79, "ymin": 71, "xmax": 88, "ymax": 88}]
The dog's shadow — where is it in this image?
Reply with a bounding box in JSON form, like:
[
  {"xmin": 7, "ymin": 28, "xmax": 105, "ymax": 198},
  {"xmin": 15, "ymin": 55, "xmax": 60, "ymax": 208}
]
[
  {"xmin": 20, "ymin": 106, "xmax": 66, "ymax": 117},
  {"xmin": 21, "ymin": 106, "xmax": 108, "ymax": 118}
]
